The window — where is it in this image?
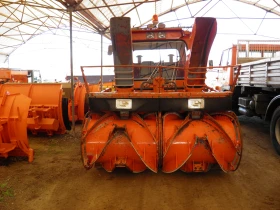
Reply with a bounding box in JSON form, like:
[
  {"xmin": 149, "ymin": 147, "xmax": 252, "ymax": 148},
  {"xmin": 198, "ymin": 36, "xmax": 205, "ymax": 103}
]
[{"xmin": 132, "ymin": 40, "xmax": 187, "ymax": 80}]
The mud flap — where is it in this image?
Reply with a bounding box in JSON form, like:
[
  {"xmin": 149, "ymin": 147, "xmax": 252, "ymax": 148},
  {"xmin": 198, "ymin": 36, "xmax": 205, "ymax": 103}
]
[
  {"xmin": 81, "ymin": 113, "xmax": 158, "ymax": 173},
  {"xmin": 162, "ymin": 112, "xmax": 242, "ymax": 173}
]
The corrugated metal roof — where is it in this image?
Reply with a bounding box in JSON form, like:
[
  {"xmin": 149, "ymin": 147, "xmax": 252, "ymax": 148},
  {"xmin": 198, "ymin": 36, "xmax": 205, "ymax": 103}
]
[{"xmin": 0, "ymin": 0, "xmax": 280, "ymax": 64}]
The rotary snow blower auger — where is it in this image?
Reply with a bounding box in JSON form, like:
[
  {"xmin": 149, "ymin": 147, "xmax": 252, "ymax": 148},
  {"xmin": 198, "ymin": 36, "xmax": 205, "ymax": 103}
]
[
  {"xmin": 0, "ymin": 83, "xmax": 68, "ymax": 135},
  {"xmin": 0, "ymin": 92, "xmax": 33, "ymax": 162},
  {"xmin": 81, "ymin": 16, "xmax": 242, "ymax": 173}
]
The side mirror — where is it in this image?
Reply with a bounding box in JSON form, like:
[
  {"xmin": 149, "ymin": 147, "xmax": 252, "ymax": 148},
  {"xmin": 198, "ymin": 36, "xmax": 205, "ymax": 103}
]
[{"xmin": 108, "ymin": 45, "xmax": 113, "ymax": 55}]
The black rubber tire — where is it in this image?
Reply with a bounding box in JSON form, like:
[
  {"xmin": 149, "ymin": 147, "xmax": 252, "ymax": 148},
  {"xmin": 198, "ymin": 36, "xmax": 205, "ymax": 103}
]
[
  {"xmin": 270, "ymin": 106, "xmax": 280, "ymax": 155},
  {"xmin": 62, "ymin": 97, "xmax": 71, "ymax": 130}
]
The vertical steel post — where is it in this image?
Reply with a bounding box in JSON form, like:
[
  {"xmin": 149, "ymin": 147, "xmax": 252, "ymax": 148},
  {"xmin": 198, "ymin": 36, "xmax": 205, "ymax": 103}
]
[
  {"xmin": 69, "ymin": 7, "xmax": 75, "ymax": 132},
  {"xmin": 101, "ymin": 32, "xmax": 103, "ymax": 91}
]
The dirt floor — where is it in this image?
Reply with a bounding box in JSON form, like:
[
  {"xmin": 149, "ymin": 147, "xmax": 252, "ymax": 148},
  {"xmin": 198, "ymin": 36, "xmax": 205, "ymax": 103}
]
[{"xmin": 1, "ymin": 116, "xmax": 280, "ymax": 210}]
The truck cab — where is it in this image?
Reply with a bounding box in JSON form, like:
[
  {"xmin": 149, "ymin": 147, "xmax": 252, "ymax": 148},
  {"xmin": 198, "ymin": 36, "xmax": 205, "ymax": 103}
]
[{"xmin": 221, "ymin": 40, "xmax": 280, "ymax": 154}]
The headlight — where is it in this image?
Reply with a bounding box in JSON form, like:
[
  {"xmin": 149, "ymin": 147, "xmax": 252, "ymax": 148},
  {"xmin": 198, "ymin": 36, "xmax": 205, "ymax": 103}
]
[
  {"xmin": 188, "ymin": 99, "xmax": 204, "ymax": 109},
  {"xmin": 146, "ymin": 32, "xmax": 155, "ymax": 39},
  {"xmin": 116, "ymin": 99, "xmax": 132, "ymax": 109},
  {"xmin": 158, "ymin": 32, "xmax": 166, "ymax": 38}
]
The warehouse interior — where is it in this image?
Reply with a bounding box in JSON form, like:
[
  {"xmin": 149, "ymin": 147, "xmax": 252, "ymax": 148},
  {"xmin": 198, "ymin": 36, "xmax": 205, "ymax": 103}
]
[{"xmin": 1, "ymin": 1, "xmax": 280, "ymax": 210}]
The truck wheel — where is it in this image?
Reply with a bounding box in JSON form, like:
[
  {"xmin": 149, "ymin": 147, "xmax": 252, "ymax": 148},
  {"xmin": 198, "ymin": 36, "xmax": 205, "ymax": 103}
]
[{"xmin": 270, "ymin": 106, "xmax": 280, "ymax": 155}]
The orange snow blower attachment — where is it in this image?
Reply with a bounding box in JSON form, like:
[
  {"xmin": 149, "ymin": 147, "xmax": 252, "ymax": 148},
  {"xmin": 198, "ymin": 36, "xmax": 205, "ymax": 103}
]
[
  {"xmin": 81, "ymin": 17, "xmax": 242, "ymax": 173},
  {"xmin": 68, "ymin": 81, "xmax": 87, "ymax": 122},
  {"xmin": 162, "ymin": 112, "xmax": 241, "ymax": 172},
  {"xmin": 0, "ymin": 92, "xmax": 33, "ymax": 162},
  {"xmin": 82, "ymin": 112, "xmax": 158, "ymax": 172},
  {"xmin": 68, "ymin": 82, "xmax": 115, "ymax": 122},
  {"xmin": 0, "ymin": 83, "xmax": 67, "ymax": 135}
]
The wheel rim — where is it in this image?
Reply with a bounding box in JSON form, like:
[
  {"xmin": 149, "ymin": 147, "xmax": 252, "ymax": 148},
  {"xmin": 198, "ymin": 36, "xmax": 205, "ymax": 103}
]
[{"xmin": 275, "ymin": 117, "xmax": 280, "ymax": 144}]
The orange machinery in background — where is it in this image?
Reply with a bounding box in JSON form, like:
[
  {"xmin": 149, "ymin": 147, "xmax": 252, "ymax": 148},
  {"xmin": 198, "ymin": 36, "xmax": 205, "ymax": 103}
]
[
  {"xmin": 0, "ymin": 68, "xmax": 28, "ymax": 83},
  {"xmin": 0, "ymin": 83, "xmax": 68, "ymax": 136},
  {"xmin": 0, "ymin": 68, "xmax": 41, "ymax": 83},
  {"xmin": 80, "ymin": 17, "xmax": 242, "ymax": 173},
  {"xmin": 0, "ymin": 92, "xmax": 33, "ymax": 162},
  {"xmin": 68, "ymin": 81, "xmax": 114, "ymax": 122}
]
